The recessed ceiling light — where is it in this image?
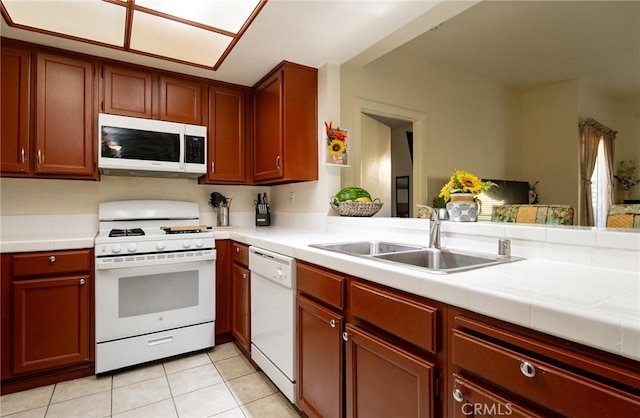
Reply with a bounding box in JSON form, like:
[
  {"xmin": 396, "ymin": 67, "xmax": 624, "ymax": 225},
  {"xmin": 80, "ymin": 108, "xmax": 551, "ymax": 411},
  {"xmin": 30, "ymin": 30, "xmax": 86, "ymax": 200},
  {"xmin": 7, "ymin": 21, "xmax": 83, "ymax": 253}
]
[{"xmin": 0, "ymin": 0, "xmax": 267, "ymax": 70}]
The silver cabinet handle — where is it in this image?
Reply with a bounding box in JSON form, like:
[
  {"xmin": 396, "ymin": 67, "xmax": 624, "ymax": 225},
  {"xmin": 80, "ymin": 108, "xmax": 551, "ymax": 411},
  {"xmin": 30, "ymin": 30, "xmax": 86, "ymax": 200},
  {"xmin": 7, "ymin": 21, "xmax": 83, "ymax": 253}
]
[
  {"xmin": 276, "ymin": 155, "xmax": 281, "ymax": 170},
  {"xmin": 242, "ymin": 273, "xmax": 248, "ymax": 279},
  {"xmin": 211, "ymin": 162, "xmax": 215, "ymax": 172},
  {"xmin": 236, "ymin": 247, "xmax": 241, "ymax": 253},
  {"xmin": 37, "ymin": 149, "xmax": 43, "ymax": 164},
  {"xmin": 49, "ymin": 255, "xmax": 56, "ymax": 263},
  {"xmin": 452, "ymin": 388, "xmax": 464, "ymax": 403},
  {"xmin": 79, "ymin": 278, "xmax": 85, "ymax": 285},
  {"xmin": 342, "ymin": 331, "xmax": 349, "ymax": 341},
  {"xmin": 21, "ymin": 148, "xmax": 25, "ymax": 164},
  {"xmin": 520, "ymin": 361, "xmax": 536, "ymax": 378},
  {"xmin": 329, "ymin": 319, "xmax": 336, "ymax": 328}
]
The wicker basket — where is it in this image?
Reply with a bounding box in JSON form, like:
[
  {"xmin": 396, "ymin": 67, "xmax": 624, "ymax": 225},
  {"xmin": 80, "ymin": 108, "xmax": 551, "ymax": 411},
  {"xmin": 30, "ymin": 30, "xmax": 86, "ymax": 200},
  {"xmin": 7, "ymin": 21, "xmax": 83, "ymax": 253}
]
[{"xmin": 330, "ymin": 198, "xmax": 383, "ymax": 217}]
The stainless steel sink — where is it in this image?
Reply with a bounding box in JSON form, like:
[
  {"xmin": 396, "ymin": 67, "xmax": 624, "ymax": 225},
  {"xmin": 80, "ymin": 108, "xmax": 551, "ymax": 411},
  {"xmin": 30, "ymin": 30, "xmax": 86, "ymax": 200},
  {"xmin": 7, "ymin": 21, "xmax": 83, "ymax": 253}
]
[
  {"xmin": 309, "ymin": 241, "xmax": 424, "ymax": 256},
  {"xmin": 372, "ymin": 248, "xmax": 520, "ymax": 274},
  {"xmin": 309, "ymin": 241, "xmax": 523, "ymax": 274}
]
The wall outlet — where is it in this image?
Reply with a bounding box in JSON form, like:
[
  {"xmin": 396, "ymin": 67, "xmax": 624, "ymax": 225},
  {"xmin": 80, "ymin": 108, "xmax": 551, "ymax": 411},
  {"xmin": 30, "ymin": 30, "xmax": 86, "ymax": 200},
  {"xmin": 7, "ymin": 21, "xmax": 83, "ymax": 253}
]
[{"xmin": 289, "ymin": 191, "xmax": 295, "ymax": 206}]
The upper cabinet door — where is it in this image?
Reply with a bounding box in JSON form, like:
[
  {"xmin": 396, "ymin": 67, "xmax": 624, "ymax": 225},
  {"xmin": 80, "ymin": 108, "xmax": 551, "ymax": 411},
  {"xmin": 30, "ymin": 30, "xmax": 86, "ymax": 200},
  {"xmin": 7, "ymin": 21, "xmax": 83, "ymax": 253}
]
[
  {"xmin": 205, "ymin": 85, "xmax": 248, "ymax": 183},
  {"xmin": 1, "ymin": 44, "xmax": 31, "ymax": 175},
  {"xmin": 253, "ymin": 70, "xmax": 283, "ymax": 182},
  {"xmin": 159, "ymin": 76, "xmax": 203, "ymax": 125},
  {"xmin": 103, "ymin": 65, "xmax": 154, "ymax": 118},
  {"xmin": 35, "ymin": 53, "xmax": 96, "ymax": 177}
]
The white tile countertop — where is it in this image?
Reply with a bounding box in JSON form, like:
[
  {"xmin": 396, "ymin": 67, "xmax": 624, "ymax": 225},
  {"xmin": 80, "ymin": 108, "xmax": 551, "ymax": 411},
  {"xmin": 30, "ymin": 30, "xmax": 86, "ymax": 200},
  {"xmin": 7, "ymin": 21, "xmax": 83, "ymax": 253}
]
[{"xmin": 2, "ymin": 214, "xmax": 639, "ymax": 362}]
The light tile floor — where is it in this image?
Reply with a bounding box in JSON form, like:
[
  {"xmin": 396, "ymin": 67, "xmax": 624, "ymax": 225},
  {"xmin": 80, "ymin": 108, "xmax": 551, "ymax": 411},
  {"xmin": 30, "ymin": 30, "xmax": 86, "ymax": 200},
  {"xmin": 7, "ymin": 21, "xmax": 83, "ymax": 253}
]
[{"xmin": 0, "ymin": 343, "xmax": 301, "ymax": 418}]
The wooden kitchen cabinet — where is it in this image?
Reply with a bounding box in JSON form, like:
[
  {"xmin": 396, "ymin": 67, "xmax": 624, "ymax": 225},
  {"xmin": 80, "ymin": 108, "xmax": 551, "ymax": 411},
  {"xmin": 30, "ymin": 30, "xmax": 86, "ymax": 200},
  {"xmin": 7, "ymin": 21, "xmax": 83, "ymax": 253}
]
[
  {"xmin": 1, "ymin": 43, "xmax": 31, "ymax": 175},
  {"xmin": 253, "ymin": 61, "xmax": 318, "ymax": 184},
  {"xmin": 102, "ymin": 64, "xmax": 154, "ymax": 118},
  {"xmin": 159, "ymin": 75, "xmax": 203, "ymax": 125},
  {"xmin": 231, "ymin": 242, "xmax": 251, "ymax": 352},
  {"xmin": 448, "ymin": 311, "xmax": 640, "ymax": 417},
  {"xmin": 215, "ymin": 240, "xmax": 232, "ymax": 337},
  {"xmin": 202, "ymin": 84, "xmax": 250, "ymax": 183},
  {"xmin": 35, "ymin": 52, "xmax": 97, "ymax": 178},
  {"xmin": 1, "ymin": 250, "xmax": 94, "ymax": 395},
  {"xmin": 345, "ymin": 323, "xmax": 435, "ymax": 418},
  {"xmin": 296, "ymin": 262, "xmax": 346, "ymax": 418}
]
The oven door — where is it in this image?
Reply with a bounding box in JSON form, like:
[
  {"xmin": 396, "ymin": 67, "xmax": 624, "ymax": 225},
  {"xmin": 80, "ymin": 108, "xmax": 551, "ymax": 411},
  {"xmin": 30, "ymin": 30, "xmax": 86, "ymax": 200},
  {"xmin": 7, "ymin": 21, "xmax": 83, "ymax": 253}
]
[{"xmin": 96, "ymin": 259, "xmax": 215, "ymax": 343}]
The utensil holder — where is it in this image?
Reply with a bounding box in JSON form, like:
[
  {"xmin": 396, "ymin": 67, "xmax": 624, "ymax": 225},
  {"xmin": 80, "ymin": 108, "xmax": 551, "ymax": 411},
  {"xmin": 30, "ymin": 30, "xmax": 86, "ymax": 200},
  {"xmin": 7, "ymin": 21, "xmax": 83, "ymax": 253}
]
[{"xmin": 218, "ymin": 207, "xmax": 229, "ymax": 227}]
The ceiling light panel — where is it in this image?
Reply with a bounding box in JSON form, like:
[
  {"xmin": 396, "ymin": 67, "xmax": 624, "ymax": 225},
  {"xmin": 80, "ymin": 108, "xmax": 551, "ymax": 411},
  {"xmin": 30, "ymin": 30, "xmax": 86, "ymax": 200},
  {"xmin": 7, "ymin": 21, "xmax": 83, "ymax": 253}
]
[
  {"xmin": 134, "ymin": 0, "xmax": 261, "ymax": 33},
  {"xmin": 130, "ymin": 10, "xmax": 233, "ymax": 67},
  {"xmin": 2, "ymin": 0, "xmax": 126, "ymax": 46}
]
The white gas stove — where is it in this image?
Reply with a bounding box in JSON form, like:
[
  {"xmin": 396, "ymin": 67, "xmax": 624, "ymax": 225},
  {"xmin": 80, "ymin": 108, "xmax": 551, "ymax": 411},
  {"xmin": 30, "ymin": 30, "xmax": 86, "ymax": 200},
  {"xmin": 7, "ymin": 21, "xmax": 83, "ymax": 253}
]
[
  {"xmin": 94, "ymin": 200, "xmax": 217, "ymax": 373},
  {"xmin": 95, "ymin": 200, "xmax": 215, "ymax": 269}
]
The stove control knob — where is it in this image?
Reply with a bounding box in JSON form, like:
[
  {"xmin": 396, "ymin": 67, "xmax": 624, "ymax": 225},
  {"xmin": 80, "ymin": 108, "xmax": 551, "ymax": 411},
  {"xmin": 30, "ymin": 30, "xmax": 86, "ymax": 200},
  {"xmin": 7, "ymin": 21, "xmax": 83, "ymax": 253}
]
[
  {"xmin": 195, "ymin": 239, "xmax": 203, "ymax": 247},
  {"xmin": 182, "ymin": 240, "xmax": 191, "ymax": 248},
  {"xmin": 112, "ymin": 244, "xmax": 122, "ymax": 253},
  {"xmin": 127, "ymin": 243, "xmax": 137, "ymax": 252},
  {"xmin": 156, "ymin": 241, "xmax": 166, "ymax": 250}
]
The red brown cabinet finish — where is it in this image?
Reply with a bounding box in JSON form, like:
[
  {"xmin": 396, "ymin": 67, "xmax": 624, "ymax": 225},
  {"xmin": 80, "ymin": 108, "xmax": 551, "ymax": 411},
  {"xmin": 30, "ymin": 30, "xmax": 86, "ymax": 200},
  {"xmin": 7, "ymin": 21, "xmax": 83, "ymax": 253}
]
[
  {"xmin": 36, "ymin": 52, "xmax": 96, "ymax": 177},
  {"xmin": 1, "ymin": 250, "xmax": 95, "ymax": 395},
  {"xmin": 102, "ymin": 65, "xmax": 154, "ymax": 118},
  {"xmin": 203, "ymin": 85, "xmax": 249, "ymax": 183},
  {"xmin": 1, "ymin": 43, "xmax": 31, "ymax": 175},
  {"xmin": 253, "ymin": 61, "xmax": 318, "ymax": 184},
  {"xmin": 159, "ymin": 75, "xmax": 203, "ymax": 125},
  {"xmin": 231, "ymin": 242, "xmax": 251, "ymax": 352}
]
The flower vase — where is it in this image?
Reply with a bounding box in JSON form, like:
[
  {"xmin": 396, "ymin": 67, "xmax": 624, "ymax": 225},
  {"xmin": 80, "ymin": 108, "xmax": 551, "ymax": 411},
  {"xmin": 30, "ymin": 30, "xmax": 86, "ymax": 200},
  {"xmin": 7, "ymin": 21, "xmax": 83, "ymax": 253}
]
[
  {"xmin": 446, "ymin": 193, "xmax": 479, "ymax": 222},
  {"xmin": 331, "ymin": 152, "xmax": 347, "ymax": 165}
]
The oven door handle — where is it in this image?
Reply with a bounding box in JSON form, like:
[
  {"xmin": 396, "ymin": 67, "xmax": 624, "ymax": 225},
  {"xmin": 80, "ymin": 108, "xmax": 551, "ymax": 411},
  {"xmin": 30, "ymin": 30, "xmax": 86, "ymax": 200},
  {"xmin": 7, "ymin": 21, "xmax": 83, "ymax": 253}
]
[{"xmin": 147, "ymin": 336, "xmax": 174, "ymax": 346}]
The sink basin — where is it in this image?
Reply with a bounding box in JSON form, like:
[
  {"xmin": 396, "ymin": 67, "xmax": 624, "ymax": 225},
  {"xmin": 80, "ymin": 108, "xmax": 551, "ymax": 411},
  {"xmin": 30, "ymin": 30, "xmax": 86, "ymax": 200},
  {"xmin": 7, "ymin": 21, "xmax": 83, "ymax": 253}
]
[
  {"xmin": 372, "ymin": 248, "xmax": 514, "ymax": 274},
  {"xmin": 310, "ymin": 241, "xmax": 524, "ymax": 274},
  {"xmin": 309, "ymin": 241, "xmax": 424, "ymax": 256}
]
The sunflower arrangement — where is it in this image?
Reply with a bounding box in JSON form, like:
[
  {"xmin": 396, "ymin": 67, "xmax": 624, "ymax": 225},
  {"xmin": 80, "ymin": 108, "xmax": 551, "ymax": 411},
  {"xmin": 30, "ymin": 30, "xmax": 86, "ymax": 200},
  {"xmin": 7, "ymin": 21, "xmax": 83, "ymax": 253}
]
[
  {"xmin": 438, "ymin": 169, "xmax": 496, "ymax": 202},
  {"xmin": 325, "ymin": 121, "xmax": 348, "ymax": 157}
]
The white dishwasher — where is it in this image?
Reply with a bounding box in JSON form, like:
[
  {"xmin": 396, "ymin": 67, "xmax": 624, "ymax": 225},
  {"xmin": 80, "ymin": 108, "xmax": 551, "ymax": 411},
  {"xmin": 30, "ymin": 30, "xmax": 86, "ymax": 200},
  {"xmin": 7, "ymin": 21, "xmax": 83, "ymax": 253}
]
[{"xmin": 249, "ymin": 246, "xmax": 296, "ymax": 403}]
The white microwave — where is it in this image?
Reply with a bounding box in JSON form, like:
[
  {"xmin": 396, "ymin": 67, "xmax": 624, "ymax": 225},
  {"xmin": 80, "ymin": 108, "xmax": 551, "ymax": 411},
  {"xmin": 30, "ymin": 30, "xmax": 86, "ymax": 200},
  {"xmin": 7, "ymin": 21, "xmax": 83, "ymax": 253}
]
[{"xmin": 98, "ymin": 113, "xmax": 207, "ymax": 178}]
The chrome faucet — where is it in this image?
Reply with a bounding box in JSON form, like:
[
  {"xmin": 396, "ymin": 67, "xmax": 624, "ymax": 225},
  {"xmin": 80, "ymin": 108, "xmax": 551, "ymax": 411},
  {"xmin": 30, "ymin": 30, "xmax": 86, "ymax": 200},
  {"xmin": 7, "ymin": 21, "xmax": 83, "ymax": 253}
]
[{"xmin": 423, "ymin": 205, "xmax": 441, "ymax": 249}]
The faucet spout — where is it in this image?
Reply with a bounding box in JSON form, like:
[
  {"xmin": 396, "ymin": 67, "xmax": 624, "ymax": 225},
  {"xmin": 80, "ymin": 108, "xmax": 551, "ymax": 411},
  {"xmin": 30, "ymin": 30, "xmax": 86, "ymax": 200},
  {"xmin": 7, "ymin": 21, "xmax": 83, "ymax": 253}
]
[{"xmin": 423, "ymin": 205, "xmax": 441, "ymax": 249}]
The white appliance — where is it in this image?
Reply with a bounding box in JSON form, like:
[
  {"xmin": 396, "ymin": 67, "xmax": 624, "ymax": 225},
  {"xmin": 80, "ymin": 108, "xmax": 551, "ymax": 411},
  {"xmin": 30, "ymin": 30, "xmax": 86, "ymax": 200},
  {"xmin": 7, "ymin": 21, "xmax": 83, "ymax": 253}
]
[
  {"xmin": 94, "ymin": 200, "xmax": 216, "ymax": 373},
  {"xmin": 249, "ymin": 247, "xmax": 297, "ymax": 403},
  {"xmin": 98, "ymin": 113, "xmax": 207, "ymax": 178}
]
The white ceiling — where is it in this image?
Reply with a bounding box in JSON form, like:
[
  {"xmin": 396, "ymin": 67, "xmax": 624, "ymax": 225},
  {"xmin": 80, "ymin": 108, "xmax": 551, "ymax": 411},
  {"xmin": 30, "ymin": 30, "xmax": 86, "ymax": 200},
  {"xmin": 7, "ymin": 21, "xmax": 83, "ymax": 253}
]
[
  {"xmin": 0, "ymin": 0, "xmax": 445, "ymax": 86},
  {"xmin": 2, "ymin": 0, "xmax": 637, "ymax": 97},
  {"xmin": 399, "ymin": 0, "xmax": 640, "ymax": 100}
]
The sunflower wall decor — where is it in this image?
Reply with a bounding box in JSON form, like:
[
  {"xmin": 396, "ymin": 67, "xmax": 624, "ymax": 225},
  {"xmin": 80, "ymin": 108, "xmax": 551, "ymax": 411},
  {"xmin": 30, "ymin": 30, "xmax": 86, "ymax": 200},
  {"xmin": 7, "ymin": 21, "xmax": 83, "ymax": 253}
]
[{"xmin": 325, "ymin": 121, "xmax": 349, "ymax": 165}]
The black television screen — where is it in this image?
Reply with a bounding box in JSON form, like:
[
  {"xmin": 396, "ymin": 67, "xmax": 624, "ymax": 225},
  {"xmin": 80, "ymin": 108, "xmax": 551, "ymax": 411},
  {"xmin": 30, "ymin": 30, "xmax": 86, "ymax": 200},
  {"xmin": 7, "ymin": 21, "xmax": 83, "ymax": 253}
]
[{"xmin": 477, "ymin": 179, "xmax": 530, "ymax": 220}]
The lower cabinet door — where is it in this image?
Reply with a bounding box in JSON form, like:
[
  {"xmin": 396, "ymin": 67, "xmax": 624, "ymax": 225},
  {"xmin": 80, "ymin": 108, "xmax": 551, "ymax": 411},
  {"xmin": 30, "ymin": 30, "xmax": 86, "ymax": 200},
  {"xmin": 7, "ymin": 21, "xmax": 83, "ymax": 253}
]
[
  {"xmin": 345, "ymin": 324, "xmax": 435, "ymax": 418},
  {"xmin": 12, "ymin": 275, "xmax": 90, "ymax": 374},
  {"xmin": 451, "ymin": 374, "xmax": 545, "ymax": 418},
  {"xmin": 296, "ymin": 295, "xmax": 343, "ymax": 418},
  {"xmin": 231, "ymin": 264, "xmax": 250, "ymax": 351}
]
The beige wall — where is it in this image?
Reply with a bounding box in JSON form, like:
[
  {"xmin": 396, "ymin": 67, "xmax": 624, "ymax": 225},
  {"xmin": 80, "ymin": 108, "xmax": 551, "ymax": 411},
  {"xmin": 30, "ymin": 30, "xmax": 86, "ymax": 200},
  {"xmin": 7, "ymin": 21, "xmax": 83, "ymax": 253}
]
[
  {"xmin": 521, "ymin": 81, "xmax": 580, "ymax": 211},
  {"xmin": 359, "ymin": 115, "xmax": 392, "ymax": 216},
  {"xmin": 340, "ymin": 47, "xmax": 523, "ymax": 206}
]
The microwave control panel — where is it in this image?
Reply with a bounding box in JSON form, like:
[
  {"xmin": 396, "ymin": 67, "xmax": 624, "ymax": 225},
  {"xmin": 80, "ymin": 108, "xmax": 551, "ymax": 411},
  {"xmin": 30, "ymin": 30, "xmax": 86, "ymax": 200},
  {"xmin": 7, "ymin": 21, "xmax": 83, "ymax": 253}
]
[{"xmin": 185, "ymin": 135, "xmax": 205, "ymax": 164}]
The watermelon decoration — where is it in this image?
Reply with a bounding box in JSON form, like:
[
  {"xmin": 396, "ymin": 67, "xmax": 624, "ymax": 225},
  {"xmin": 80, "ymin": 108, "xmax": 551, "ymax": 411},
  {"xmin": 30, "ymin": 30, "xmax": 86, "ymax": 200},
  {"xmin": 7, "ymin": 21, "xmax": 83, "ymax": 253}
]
[{"xmin": 333, "ymin": 187, "xmax": 372, "ymax": 203}]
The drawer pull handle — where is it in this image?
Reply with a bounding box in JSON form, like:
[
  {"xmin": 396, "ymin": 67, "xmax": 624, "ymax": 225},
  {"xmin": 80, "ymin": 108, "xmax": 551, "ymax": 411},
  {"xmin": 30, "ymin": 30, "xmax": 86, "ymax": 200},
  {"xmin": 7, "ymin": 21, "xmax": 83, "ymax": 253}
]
[
  {"xmin": 148, "ymin": 336, "xmax": 173, "ymax": 346},
  {"xmin": 79, "ymin": 278, "xmax": 85, "ymax": 285},
  {"xmin": 342, "ymin": 331, "xmax": 349, "ymax": 341},
  {"xmin": 520, "ymin": 361, "xmax": 536, "ymax": 378},
  {"xmin": 276, "ymin": 155, "xmax": 281, "ymax": 170},
  {"xmin": 49, "ymin": 256, "xmax": 56, "ymax": 263},
  {"xmin": 452, "ymin": 388, "xmax": 464, "ymax": 403},
  {"xmin": 242, "ymin": 273, "xmax": 248, "ymax": 279},
  {"xmin": 329, "ymin": 319, "xmax": 336, "ymax": 328},
  {"xmin": 21, "ymin": 148, "xmax": 25, "ymax": 164},
  {"xmin": 236, "ymin": 247, "xmax": 241, "ymax": 253}
]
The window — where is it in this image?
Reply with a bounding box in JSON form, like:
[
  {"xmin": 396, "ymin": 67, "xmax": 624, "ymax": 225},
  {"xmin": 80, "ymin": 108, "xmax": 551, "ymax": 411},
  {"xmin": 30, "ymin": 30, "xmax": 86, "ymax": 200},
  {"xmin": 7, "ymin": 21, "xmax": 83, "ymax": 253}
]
[{"xmin": 590, "ymin": 138, "xmax": 612, "ymax": 227}]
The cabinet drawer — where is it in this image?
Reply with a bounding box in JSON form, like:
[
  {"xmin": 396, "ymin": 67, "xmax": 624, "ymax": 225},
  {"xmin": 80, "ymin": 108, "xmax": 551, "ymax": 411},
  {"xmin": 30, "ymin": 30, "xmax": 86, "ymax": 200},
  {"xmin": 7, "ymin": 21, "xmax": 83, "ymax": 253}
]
[
  {"xmin": 297, "ymin": 262, "xmax": 345, "ymax": 310},
  {"xmin": 232, "ymin": 242, "xmax": 249, "ymax": 267},
  {"xmin": 452, "ymin": 330, "xmax": 640, "ymax": 417},
  {"xmin": 451, "ymin": 373, "xmax": 545, "ymax": 418},
  {"xmin": 12, "ymin": 249, "xmax": 91, "ymax": 278},
  {"xmin": 350, "ymin": 280, "xmax": 438, "ymax": 353}
]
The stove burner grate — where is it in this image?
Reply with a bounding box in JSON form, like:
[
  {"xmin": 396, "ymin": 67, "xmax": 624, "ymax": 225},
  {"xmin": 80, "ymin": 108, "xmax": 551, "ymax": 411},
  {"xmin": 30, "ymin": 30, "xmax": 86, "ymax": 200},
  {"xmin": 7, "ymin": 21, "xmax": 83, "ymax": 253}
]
[{"xmin": 109, "ymin": 228, "xmax": 145, "ymax": 238}]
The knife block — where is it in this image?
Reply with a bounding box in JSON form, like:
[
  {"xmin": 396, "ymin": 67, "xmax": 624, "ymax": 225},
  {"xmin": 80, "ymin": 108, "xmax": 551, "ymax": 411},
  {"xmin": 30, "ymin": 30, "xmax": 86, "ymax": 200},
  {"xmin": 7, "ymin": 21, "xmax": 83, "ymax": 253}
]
[{"xmin": 255, "ymin": 205, "xmax": 271, "ymax": 226}]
